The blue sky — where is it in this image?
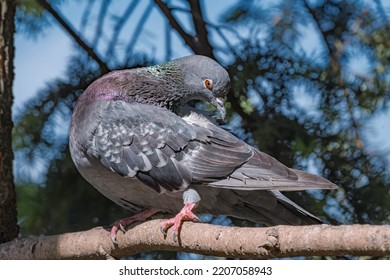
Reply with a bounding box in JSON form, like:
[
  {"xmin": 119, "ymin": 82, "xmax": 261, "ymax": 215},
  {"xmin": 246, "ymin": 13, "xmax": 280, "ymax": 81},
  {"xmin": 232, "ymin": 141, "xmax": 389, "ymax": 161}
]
[
  {"xmin": 13, "ymin": 0, "xmax": 390, "ymax": 165},
  {"xmin": 13, "ymin": 0, "xmax": 238, "ymax": 106}
]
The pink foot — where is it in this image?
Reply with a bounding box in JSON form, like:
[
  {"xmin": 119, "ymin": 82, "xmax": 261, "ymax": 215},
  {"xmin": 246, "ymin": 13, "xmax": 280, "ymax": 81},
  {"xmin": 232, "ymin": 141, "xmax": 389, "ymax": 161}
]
[
  {"xmin": 160, "ymin": 203, "xmax": 200, "ymax": 241},
  {"xmin": 110, "ymin": 208, "xmax": 160, "ymax": 243}
]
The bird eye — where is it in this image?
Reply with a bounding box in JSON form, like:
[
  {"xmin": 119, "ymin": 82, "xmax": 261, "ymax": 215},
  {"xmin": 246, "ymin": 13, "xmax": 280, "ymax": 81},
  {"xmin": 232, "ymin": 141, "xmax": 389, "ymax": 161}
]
[{"xmin": 204, "ymin": 79, "xmax": 213, "ymax": 90}]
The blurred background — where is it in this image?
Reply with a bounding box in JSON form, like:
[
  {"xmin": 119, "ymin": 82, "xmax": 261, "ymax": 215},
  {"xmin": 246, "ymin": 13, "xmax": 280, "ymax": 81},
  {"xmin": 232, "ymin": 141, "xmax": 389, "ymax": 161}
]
[{"xmin": 12, "ymin": 0, "xmax": 390, "ymax": 259}]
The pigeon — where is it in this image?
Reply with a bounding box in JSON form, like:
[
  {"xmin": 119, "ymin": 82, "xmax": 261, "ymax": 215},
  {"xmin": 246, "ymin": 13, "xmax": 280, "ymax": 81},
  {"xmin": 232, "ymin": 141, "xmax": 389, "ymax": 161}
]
[{"xmin": 69, "ymin": 55, "xmax": 337, "ymax": 242}]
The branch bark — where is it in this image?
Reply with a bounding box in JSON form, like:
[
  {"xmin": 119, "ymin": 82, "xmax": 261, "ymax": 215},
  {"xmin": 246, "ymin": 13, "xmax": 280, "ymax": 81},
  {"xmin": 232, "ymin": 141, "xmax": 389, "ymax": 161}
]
[
  {"xmin": 36, "ymin": 0, "xmax": 110, "ymax": 74},
  {"xmin": 154, "ymin": 0, "xmax": 215, "ymax": 59},
  {"xmin": 1, "ymin": 221, "xmax": 389, "ymax": 259},
  {"xmin": 187, "ymin": 0, "xmax": 214, "ymax": 58},
  {"xmin": 0, "ymin": 0, "xmax": 18, "ymax": 243}
]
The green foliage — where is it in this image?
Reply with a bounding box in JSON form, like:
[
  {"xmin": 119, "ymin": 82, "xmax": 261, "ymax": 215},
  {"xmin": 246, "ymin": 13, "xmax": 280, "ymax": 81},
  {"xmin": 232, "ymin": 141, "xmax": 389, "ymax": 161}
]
[
  {"xmin": 221, "ymin": 0, "xmax": 390, "ymax": 226},
  {"xmin": 17, "ymin": 149, "xmax": 129, "ymax": 236},
  {"xmin": 15, "ymin": 0, "xmax": 53, "ymax": 37},
  {"xmin": 16, "ymin": 0, "xmax": 44, "ymax": 15}
]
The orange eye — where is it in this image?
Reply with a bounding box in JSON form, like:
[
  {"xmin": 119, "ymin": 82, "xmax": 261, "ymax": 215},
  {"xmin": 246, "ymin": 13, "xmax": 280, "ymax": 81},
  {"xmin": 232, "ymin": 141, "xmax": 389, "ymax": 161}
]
[{"xmin": 204, "ymin": 79, "xmax": 213, "ymax": 90}]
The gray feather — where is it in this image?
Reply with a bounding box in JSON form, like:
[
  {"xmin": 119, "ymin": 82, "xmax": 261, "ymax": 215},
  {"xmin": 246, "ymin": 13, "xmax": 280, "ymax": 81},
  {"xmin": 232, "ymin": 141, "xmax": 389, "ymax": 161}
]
[{"xmin": 69, "ymin": 55, "xmax": 337, "ymax": 228}]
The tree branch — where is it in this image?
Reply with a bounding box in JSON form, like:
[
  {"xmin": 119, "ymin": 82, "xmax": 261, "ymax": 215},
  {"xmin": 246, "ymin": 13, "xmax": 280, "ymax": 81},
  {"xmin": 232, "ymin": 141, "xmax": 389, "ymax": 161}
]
[
  {"xmin": 187, "ymin": 0, "xmax": 214, "ymax": 58},
  {"xmin": 79, "ymin": 0, "xmax": 95, "ymax": 34},
  {"xmin": 91, "ymin": 0, "xmax": 110, "ymax": 48},
  {"xmin": 154, "ymin": 0, "xmax": 214, "ymax": 58},
  {"xmin": 123, "ymin": 1, "xmax": 154, "ymax": 66},
  {"xmin": 1, "ymin": 221, "xmax": 389, "ymax": 259},
  {"xmin": 163, "ymin": 5, "xmax": 242, "ymax": 53},
  {"xmin": 36, "ymin": 0, "xmax": 110, "ymax": 74},
  {"xmin": 105, "ymin": 0, "xmax": 141, "ymax": 61},
  {"xmin": 154, "ymin": 0, "xmax": 195, "ymax": 48}
]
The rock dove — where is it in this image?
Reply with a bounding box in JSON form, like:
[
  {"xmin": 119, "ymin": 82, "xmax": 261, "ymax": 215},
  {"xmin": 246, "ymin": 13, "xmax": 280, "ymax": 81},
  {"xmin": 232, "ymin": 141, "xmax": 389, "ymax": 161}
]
[{"xmin": 69, "ymin": 55, "xmax": 337, "ymax": 242}]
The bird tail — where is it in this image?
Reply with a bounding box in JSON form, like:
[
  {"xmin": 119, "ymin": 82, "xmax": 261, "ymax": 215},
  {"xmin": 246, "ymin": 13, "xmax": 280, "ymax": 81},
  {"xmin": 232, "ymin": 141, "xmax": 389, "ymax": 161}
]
[{"xmin": 219, "ymin": 189, "xmax": 323, "ymax": 226}]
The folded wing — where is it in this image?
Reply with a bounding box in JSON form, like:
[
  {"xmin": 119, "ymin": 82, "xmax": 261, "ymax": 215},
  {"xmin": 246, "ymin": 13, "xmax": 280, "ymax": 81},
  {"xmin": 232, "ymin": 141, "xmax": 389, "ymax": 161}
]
[{"xmin": 90, "ymin": 101, "xmax": 337, "ymax": 194}]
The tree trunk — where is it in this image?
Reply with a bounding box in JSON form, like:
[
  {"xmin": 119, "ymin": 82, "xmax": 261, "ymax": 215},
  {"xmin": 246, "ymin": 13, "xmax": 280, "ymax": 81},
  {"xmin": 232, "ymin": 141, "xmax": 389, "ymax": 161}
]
[{"xmin": 0, "ymin": 0, "xmax": 18, "ymax": 243}]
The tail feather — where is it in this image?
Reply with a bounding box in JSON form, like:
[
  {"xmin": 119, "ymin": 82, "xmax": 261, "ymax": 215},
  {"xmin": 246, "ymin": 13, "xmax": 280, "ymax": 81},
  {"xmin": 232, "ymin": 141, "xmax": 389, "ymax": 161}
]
[
  {"xmin": 208, "ymin": 148, "xmax": 338, "ymax": 192},
  {"xmin": 219, "ymin": 189, "xmax": 322, "ymax": 226}
]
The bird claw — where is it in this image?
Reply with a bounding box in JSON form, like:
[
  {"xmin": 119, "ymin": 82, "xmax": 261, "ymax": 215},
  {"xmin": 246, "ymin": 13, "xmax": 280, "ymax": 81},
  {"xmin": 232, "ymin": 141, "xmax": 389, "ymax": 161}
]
[
  {"xmin": 172, "ymin": 232, "xmax": 178, "ymax": 243},
  {"xmin": 159, "ymin": 202, "xmax": 199, "ymax": 242},
  {"xmin": 108, "ymin": 208, "xmax": 161, "ymax": 244},
  {"xmin": 110, "ymin": 234, "xmax": 118, "ymax": 244},
  {"xmin": 193, "ymin": 216, "xmax": 201, "ymax": 223},
  {"xmin": 159, "ymin": 224, "xmax": 179, "ymax": 242},
  {"xmin": 159, "ymin": 226, "xmax": 168, "ymax": 237},
  {"xmin": 109, "ymin": 224, "xmax": 120, "ymax": 244},
  {"xmin": 119, "ymin": 223, "xmax": 126, "ymax": 233}
]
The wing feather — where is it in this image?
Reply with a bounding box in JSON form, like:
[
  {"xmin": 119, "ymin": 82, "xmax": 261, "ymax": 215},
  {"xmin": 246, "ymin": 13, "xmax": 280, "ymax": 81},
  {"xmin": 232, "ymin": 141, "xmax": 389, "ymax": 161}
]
[
  {"xmin": 90, "ymin": 101, "xmax": 336, "ymax": 194},
  {"xmin": 92, "ymin": 101, "xmax": 195, "ymax": 193}
]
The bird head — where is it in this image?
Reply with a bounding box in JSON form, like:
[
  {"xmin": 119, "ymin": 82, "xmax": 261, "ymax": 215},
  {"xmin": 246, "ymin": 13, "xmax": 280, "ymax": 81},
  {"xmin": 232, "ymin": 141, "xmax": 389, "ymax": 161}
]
[
  {"xmin": 82, "ymin": 55, "xmax": 230, "ymax": 120},
  {"xmin": 170, "ymin": 55, "xmax": 230, "ymax": 119}
]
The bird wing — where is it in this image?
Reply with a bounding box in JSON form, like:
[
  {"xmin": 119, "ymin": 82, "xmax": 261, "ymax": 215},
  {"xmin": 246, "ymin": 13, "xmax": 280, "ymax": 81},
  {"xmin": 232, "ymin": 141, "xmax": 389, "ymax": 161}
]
[
  {"xmin": 183, "ymin": 112, "xmax": 337, "ymax": 191},
  {"xmin": 90, "ymin": 101, "xmax": 336, "ymax": 194},
  {"xmin": 90, "ymin": 101, "xmax": 196, "ymax": 193}
]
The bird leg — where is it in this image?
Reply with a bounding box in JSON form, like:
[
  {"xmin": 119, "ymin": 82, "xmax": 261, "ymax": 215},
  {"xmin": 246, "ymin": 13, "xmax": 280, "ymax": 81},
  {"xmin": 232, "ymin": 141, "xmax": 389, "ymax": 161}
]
[
  {"xmin": 159, "ymin": 202, "xmax": 200, "ymax": 241},
  {"xmin": 109, "ymin": 208, "xmax": 161, "ymax": 243},
  {"xmin": 160, "ymin": 188, "xmax": 201, "ymax": 241}
]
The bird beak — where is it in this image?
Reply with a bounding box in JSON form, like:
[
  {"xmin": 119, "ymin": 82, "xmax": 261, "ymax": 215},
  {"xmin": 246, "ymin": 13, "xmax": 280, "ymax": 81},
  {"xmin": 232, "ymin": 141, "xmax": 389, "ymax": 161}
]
[{"xmin": 211, "ymin": 97, "xmax": 226, "ymax": 120}]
